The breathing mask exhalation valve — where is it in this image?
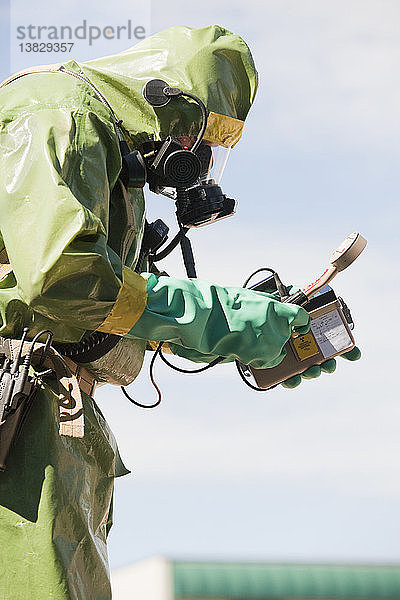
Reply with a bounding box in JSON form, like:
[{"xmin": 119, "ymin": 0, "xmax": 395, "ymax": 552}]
[
  {"xmin": 117, "ymin": 78, "xmax": 236, "ymax": 228},
  {"xmin": 176, "ymin": 183, "xmax": 236, "ymax": 228}
]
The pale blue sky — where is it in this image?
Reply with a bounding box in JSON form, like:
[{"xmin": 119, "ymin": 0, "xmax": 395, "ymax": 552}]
[{"xmin": 1, "ymin": 0, "xmax": 399, "ymax": 571}]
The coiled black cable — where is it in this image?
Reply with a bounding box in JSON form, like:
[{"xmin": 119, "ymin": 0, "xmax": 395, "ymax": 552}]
[{"xmin": 121, "ymin": 342, "xmax": 163, "ymax": 409}]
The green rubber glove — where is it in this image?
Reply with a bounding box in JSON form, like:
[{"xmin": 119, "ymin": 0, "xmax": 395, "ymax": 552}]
[
  {"xmin": 131, "ymin": 274, "xmax": 310, "ymax": 369},
  {"xmin": 281, "ymin": 346, "xmax": 361, "ymax": 389},
  {"xmin": 166, "ymin": 343, "xmax": 234, "ymax": 364}
]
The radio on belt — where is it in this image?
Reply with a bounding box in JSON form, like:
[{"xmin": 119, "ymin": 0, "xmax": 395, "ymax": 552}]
[{"xmin": 248, "ymin": 232, "xmax": 367, "ymax": 389}]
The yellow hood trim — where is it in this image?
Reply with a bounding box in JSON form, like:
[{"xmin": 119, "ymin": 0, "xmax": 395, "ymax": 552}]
[{"xmin": 203, "ymin": 112, "xmax": 245, "ymax": 148}]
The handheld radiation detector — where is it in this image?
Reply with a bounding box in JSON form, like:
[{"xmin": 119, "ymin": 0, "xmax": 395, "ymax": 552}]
[{"xmin": 248, "ymin": 232, "xmax": 367, "ymax": 389}]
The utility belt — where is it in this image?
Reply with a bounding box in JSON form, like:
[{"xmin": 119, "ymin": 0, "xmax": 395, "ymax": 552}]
[{"xmin": 0, "ymin": 329, "xmax": 97, "ymax": 471}]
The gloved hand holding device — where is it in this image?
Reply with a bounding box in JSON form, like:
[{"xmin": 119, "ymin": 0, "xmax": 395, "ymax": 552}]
[
  {"xmin": 244, "ymin": 232, "xmax": 366, "ymax": 390},
  {"xmin": 269, "ymin": 284, "xmax": 361, "ymax": 389},
  {"xmin": 130, "ymin": 273, "xmax": 310, "ymax": 370}
]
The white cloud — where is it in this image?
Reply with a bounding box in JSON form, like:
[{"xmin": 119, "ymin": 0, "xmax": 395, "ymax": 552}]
[{"xmin": 249, "ymin": 2, "xmax": 400, "ymax": 152}]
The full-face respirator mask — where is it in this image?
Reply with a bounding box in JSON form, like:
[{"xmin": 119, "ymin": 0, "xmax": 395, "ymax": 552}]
[{"xmin": 118, "ymin": 79, "xmax": 235, "ymax": 229}]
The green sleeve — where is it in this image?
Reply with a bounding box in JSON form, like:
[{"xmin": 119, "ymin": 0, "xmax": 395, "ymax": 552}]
[{"xmin": 0, "ymin": 79, "xmax": 146, "ymax": 342}]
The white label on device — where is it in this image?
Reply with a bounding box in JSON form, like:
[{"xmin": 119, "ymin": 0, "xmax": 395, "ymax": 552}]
[{"xmin": 310, "ymin": 309, "xmax": 352, "ymax": 358}]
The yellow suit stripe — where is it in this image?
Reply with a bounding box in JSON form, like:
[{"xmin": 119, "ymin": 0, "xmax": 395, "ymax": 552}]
[{"xmin": 97, "ymin": 267, "xmax": 147, "ymax": 336}]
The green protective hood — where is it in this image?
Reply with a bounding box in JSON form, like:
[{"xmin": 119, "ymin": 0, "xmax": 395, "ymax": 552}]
[{"xmin": 75, "ymin": 24, "xmax": 258, "ymax": 147}]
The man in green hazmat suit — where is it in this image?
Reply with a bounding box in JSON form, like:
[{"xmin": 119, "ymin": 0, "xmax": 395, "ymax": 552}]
[{"xmin": 0, "ymin": 25, "xmax": 359, "ymax": 599}]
